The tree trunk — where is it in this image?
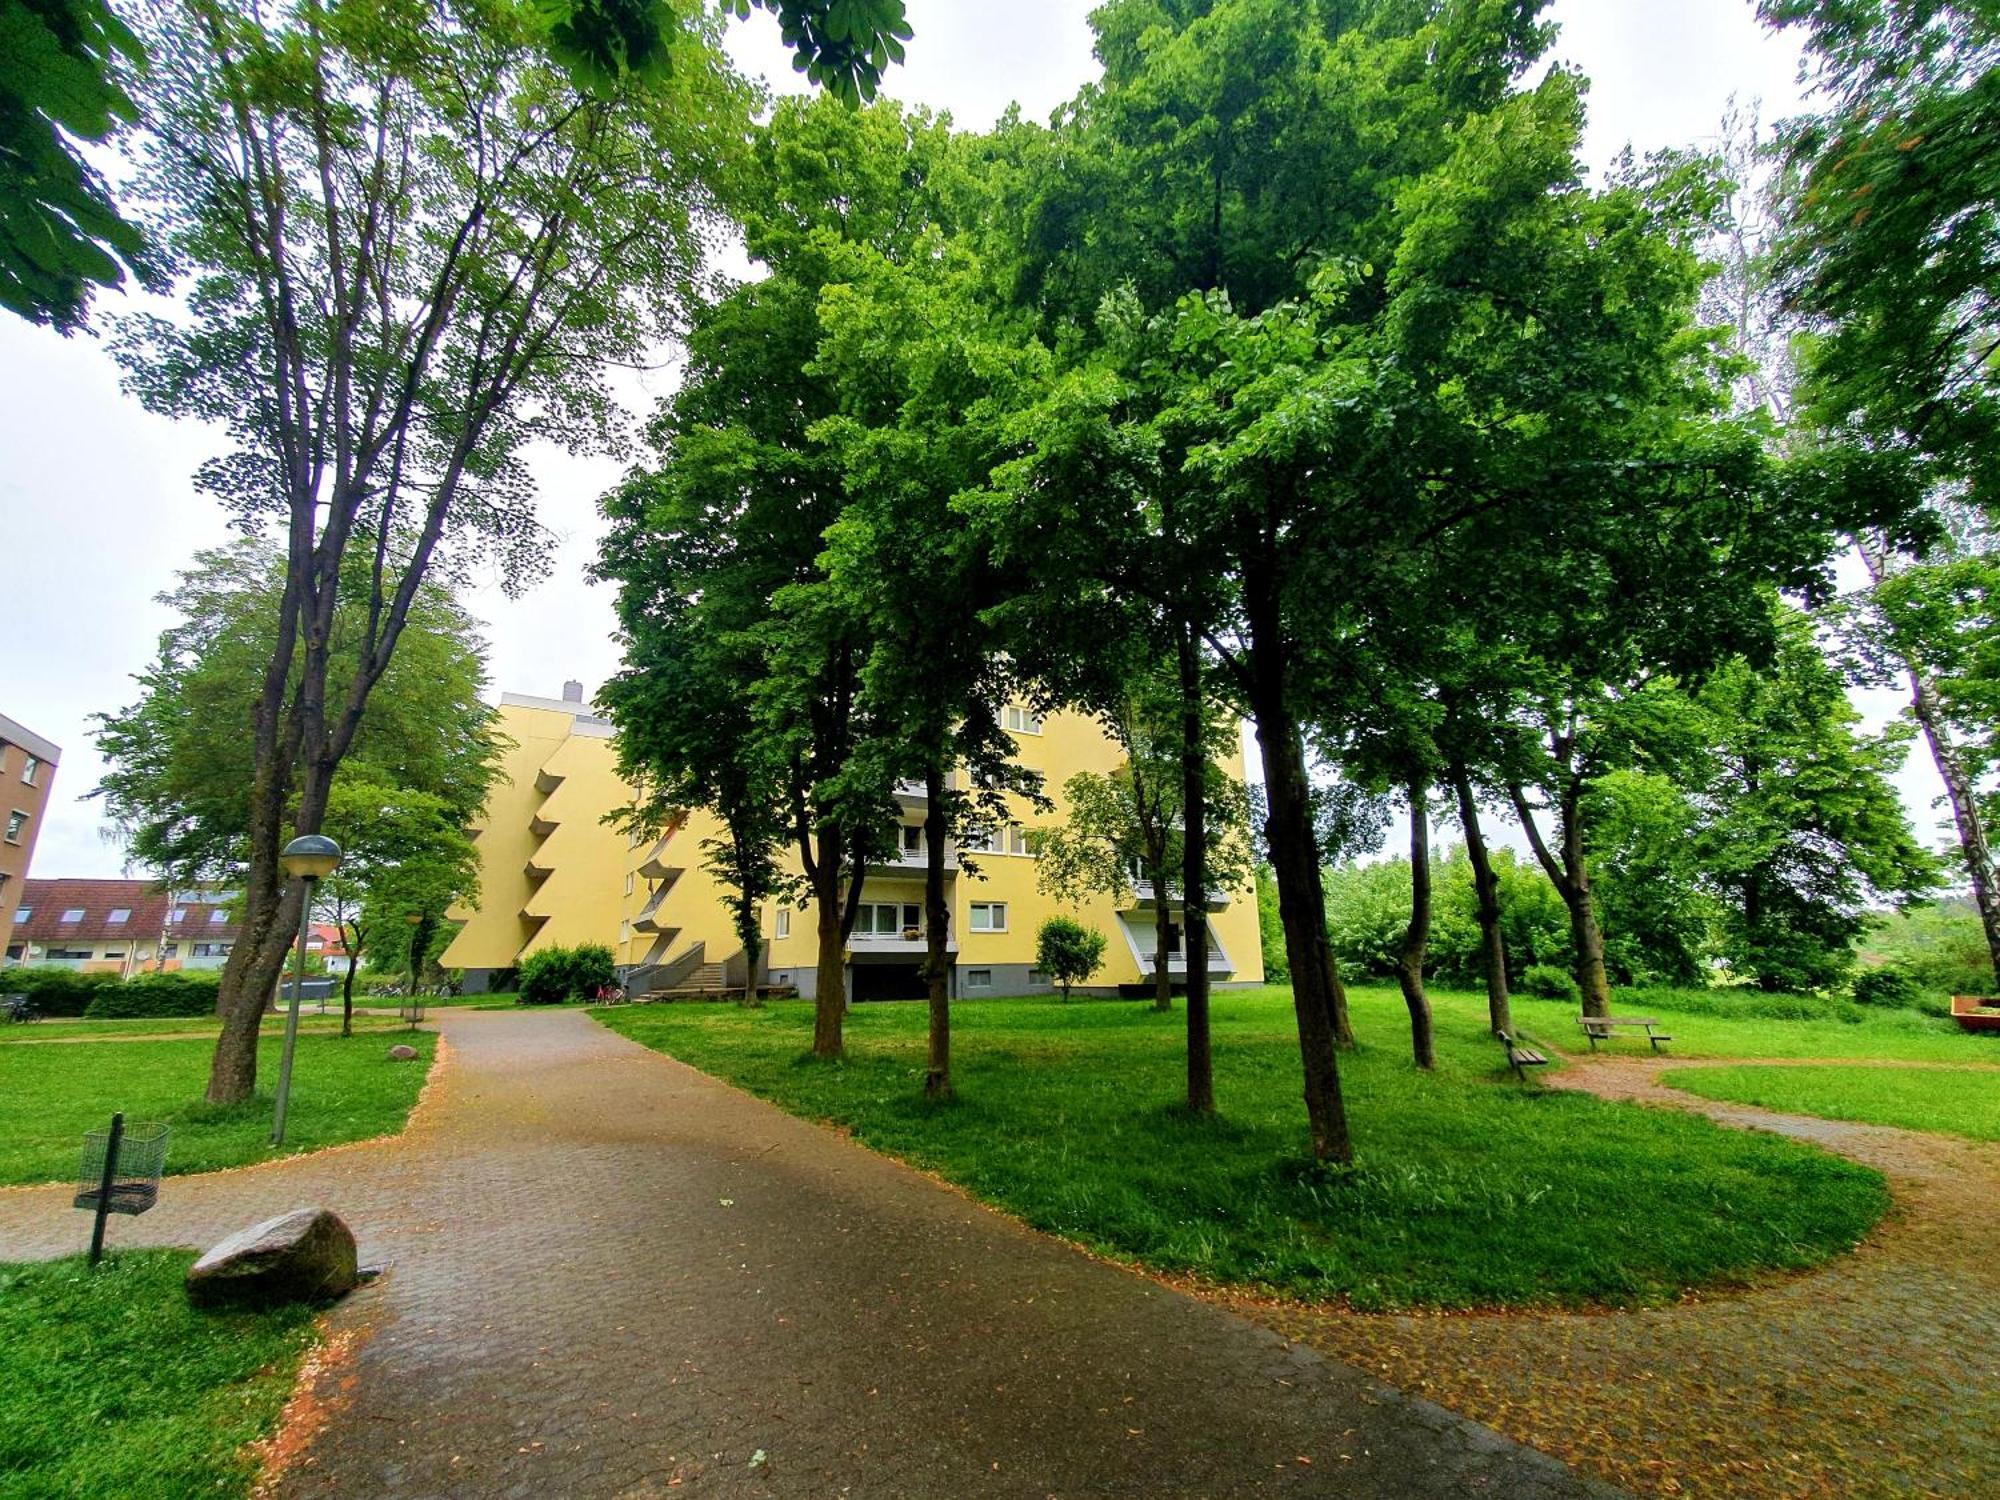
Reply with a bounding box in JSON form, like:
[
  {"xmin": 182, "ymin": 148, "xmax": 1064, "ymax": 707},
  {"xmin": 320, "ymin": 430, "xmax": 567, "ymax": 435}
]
[
  {"xmin": 811, "ymin": 828, "xmax": 848, "ymax": 1056},
  {"xmin": 1911, "ymin": 671, "xmax": 2000, "ymax": 983},
  {"xmin": 1510, "ymin": 780, "xmax": 1611, "ymax": 1019},
  {"xmin": 1178, "ymin": 624, "xmax": 1214, "ymax": 1115},
  {"xmin": 1397, "ymin": 775, "xmax": 1436, "ymax": 1070},
  {"xmin": 340, "ymin": 921, "xmax": 362, "ymax": 1039},
  {"xmin": 736, "ymin": 895, "xmax": 763, "ymax": 1007},
  {"xmin": 1558, "ymin": 783, "xmax": 1613, "ymax": 1018},
  {"xmin": 1246, "ymin": 619, "xmax": 1353, "ymax": 1160},
  {"xmin": 1452, "ymin": 766, "xmax": 1511, "ymax": 1036},
  {"xmin": 923, "ymin": 761, "xmax": 952, "ymax": 1099},
  {"xmin": 1150, "ymin": 851, "xmax": 1174, "ymax": 1011}
]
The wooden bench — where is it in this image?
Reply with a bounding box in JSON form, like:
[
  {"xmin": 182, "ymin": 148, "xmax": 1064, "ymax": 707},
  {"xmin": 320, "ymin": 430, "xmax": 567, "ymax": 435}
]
[
  {"xmin": 1576, "ymin": 1014, "xmax": 1672, "ymax": 1052},
  {"xmin": 1496, "ymin": 1030, "xmax": 1548, "ymax": 1082}
]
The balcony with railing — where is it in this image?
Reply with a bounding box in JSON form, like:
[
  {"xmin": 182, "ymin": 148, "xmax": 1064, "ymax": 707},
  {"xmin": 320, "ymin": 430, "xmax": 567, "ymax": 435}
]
[
  {"xmin": 866, "ymin": 830, "xmax": 959, "ymax": 875},
  {"xmin": 847, "ymin": 899, "xmax": 956, "ymax": 955}
]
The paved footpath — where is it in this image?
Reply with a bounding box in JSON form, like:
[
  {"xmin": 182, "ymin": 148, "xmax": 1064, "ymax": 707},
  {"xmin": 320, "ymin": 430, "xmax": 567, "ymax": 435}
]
[
  {"xmin": 0, "ymin": 1010, "xmax": 1612, "ymax": 1499},
  {"xmin": 1241, "ymin": 1056, "xmax": 2000, "ymax": 1499}
]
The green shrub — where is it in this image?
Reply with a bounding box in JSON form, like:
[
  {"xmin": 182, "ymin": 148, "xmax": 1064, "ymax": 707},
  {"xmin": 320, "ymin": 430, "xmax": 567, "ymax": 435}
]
[
  {"xmin": 518, "ymin": 945, "xmax": 615, "ymax": 1004},
  {"xmin": 1862, "ymin": 899, "xmax": 1994, "ymax": 997},
  {"xmin": 1519, "ymin": 964, "xmax": 1580, "ymax": 1003},
  {"xmin": 1617, "ymin": 985, "xmax": 1872, "ymax": 1025},
  {"xmin": 1, "ymin": 968, "xmax": 119, "ymax": 1017},
  {"xmin": 1851, "ymin": 967, "xmax": 1923, "ymax": 1009},
  {"xmin": 1035, "ymin": 917, "xmax": 1107, "ymax": 1001},
  {"xmin": 84, "ymin": 971, "xmax": 222, "ymax": 1019}
]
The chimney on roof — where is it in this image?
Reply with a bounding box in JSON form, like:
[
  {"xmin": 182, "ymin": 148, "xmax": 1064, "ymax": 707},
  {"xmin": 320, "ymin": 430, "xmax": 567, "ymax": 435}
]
[{"xmin": 562, "ymin": 680, "xmax": 584, "ymax": 704}]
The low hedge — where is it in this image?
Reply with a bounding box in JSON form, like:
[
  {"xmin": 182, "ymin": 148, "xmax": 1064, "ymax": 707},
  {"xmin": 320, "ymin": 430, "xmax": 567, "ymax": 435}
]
[
  {"xmin": 1, "ymin": 967, "xmax": 119, "ymax": 1017},
  {"xmin": 82, "ymin": 972, "xmax": 222, "ymax": 1020}
]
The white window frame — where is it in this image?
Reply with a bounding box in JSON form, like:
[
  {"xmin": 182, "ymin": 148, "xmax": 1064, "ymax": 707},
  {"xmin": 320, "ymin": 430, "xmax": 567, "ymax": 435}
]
[
  {"xmin": 775, "ymin": 907, "xmax": 791, "ymax": 939},
  {"xmin": 900, "ymin": 824, "xmax": 924, "ymax": 854},
  {"xmin": 960, "ymin": 825, "xmax": 998, "ymax": 855},
  {"xmin": 624, "ymin": 872, "xmax": 635, "ymax": 896},
  {"xmin": 3, "ymin": 810, "xmax": 25, "ymax": 844},
  {"xmin": 1004, "ymin": 705, "xmax": 1044, "ymax": 735},
  {"xmin": 969, "ymin": 902, "xmax": 1007, "ymax": 933},
  {"xmin": 1006, "ymin": 825, "xmax": 1032, "ymax": 857},
  {"xmin": 12, "ymin": 907, "xmax": 29, "ymax": 924},
  {"xmin": 20, "ymin": 756, "xmax": 39, "ymax": 786}
]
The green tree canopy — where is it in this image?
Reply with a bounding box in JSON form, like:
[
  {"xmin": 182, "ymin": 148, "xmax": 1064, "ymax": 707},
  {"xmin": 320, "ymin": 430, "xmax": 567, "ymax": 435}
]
[
  {"xmin": 0, "ymin": 0, "xmax": 155, "ymax": 331},
  {"xmin": 94, "ymin": 539, "xmax": 500, "ymax": 883}
]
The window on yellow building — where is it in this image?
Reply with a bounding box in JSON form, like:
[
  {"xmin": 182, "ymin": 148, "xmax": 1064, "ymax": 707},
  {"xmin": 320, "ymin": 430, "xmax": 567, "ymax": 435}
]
[
  {"xmin": 775, "ymin": 907, "xmax": 790, "ymax": 939},
  {"xmin": 969, "ymin": 902, "xmax": 1006, "ymax": 932}
]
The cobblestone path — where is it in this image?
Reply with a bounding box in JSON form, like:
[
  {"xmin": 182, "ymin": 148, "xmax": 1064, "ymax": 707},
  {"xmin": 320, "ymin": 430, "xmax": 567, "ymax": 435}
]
[
  {"xmin": 1232, "ymin": 1055, "xmax": 2000, "ymax": 1499},
  {"xmin": 0, "ymin": 1010, "xmax": 1612, "ymax": 1498}
]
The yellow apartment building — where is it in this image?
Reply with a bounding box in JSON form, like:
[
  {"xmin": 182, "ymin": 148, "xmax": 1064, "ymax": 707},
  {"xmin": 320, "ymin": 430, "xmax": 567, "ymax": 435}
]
[{"xmin": 443, "ymin": 684, "xmax": 1264, "ymax": 1001}]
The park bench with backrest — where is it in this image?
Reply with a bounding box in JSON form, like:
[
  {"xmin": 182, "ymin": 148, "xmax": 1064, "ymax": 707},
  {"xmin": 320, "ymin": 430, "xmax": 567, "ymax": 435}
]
[
  {"xmin": 1576, "ymin": 1014, "xmax": 1672, "ymax": 1052},
  {"xmin": 1495, "ymin": 1030, "xmax": 1548, "ymax": 1082}
]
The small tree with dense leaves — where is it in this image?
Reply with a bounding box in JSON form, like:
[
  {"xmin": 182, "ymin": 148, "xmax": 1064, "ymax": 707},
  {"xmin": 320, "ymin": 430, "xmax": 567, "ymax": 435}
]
[{"xmin": 1036, "ymin": 918, "xmax": 1107, "ymax": 1003}]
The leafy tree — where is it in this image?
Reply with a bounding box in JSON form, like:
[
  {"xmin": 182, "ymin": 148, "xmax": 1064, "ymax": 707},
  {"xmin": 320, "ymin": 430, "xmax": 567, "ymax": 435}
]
[
  {"xmin": 1863, "ymin": 896, "xmax": 1994, "ymax": 995},
  {"xmin": 1035, "ymin": 917, "xmax": 1107, "ymax": 1002},
  {"xmin": 1686, "ymin": 609, "xmax": 1938, "ymax": 989},
  {"xmin": 600, "ymin": 98, "xmax": 947, "ymax": 1057},
  {"xmin": 1583, "ymin": 768, "xmax": 1714, "ymax": 988},
  {"xmin": 807, "ymin": 122, "xmax": 1048, "ymax": 1094},
  {"xmin": 1839, "ymin": 532, "xmax": 2000, "ymax": 980},
  {"xmin": 540, "ymin": 0, "xmax": 913, "ymax": 101},
  {"xmin": 0, "ymin": 0, "xmax": 155, "ymax": 331},
  {"xmin": 1035, "ymin": 684, "xmax": 1252, "ymax": 1016},
  {"xmin": 112, "ymin": 0, "xmax": 746, "ymax": 1105},
  {"xmin": 95, "ymin": 541, "xmax": 498, "ymax": 882},
  {"xmin": 317, "ymin": 777, "xmax": 479, "ymax": 1033},
  {"xmin": 1764, "ymin": 0, "xmax": 2000, "ymax": 512}
]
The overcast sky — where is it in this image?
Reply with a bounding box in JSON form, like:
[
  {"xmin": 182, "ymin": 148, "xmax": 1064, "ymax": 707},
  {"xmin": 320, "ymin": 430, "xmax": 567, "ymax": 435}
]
[{"xmin": 8, "ymin": 0, "xmax": 1934, "ymax": 884}]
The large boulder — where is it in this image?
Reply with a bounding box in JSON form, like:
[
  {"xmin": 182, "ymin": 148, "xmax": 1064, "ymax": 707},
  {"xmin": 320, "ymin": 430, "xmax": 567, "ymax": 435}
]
[
  {"xmin": 186, "ymin": 1208, "xmax": 359, "ymax": 1307},
  {"xmin": 387, "ymin": 1043, "xmax": 419, "ymax": 1060}
]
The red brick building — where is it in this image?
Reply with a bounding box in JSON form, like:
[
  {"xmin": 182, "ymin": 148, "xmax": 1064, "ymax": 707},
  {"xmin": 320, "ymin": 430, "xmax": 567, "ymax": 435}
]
[{"xmin": 0, "ymin": 713, "xmax": 59, "ymax": 962}]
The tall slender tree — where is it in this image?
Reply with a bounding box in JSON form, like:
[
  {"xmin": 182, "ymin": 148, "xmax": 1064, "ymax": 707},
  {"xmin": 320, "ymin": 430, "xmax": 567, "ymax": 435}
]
[{"xmin": 113, "ymin": 0, "xmax": 748, "ymax": 1103}]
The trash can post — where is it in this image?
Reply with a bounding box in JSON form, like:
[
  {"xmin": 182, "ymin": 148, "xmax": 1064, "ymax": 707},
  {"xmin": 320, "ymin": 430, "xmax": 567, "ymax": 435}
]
[{"xmin": 88, "ymin": 1112, "xmax": 123, "ymax": 1267}]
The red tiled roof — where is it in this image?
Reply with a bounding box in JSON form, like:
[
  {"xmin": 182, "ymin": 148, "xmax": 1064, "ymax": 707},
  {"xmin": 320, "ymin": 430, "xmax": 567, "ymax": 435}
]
[
  {"xmin": 16, "ymin": 879, "xmax": 241, "ymax": 944},
  {"xmin": 16, "ymin": 878, "xmax": 168, "ymax": 943}
]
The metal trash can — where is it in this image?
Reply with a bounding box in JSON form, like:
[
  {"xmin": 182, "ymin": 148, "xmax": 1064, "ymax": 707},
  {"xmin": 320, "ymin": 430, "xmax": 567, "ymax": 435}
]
[{"xmin": 74, "ymin": 1118, "xmax": 170, "ymax": 1217}]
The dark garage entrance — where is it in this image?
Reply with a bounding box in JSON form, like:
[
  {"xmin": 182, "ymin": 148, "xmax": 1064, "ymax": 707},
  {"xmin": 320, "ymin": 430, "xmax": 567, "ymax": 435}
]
[{"xmin": 851, "ymin": 960, "xmax": 927, "ymax": 1002}]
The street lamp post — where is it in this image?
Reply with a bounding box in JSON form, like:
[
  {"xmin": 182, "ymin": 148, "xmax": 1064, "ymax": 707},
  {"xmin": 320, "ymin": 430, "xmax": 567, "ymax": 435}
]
[{"xmin": 272, "ymin": 834, "xmax": 341, "ymax": 1147}]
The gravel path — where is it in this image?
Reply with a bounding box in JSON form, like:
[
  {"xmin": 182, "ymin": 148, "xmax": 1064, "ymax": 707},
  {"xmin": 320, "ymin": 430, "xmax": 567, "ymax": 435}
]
[
  {"xmin": 0, "ymin": 1009, "xmax": 1613, "ymax": 1499},
  {"xmin": 1229, "ymin": 1055, "xmax": 2000, "ymax": 1499}
]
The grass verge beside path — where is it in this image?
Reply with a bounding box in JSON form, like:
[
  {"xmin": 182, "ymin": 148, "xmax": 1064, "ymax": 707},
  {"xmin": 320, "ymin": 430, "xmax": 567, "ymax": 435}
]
[
  {"xmin": 0, "ymin": 1031, "xmax": 437, "ymax": 1186},
  {"xmin": 1664, "ymin": 1063, "xmax": 2000, "ymax": 1141},
  {"xmin": 5, "ymin": 1013, "xmax": 403, "ymax": 1043},
  {"xmin": 601, "ymin": 985, "xmax": 1888, "ymax": 1310},
  {"xmin": 1501, "ymin": 990, "xmax": 1989, "ymax": 1064},
  {"xmin": 0, "ymin": 1251, "xmax": 316, "ymax": 1499}
]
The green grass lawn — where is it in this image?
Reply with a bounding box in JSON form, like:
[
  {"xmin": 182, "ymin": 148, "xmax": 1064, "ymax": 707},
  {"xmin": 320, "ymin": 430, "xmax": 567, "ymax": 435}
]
[
  {"xmin": 0, "ymin": 1251, "xmax": 318, "ymax": 1499},
  {"xmin": 1663, "ymin": 1063, "xmax": 2000, "ymax": 1141},
  {"xmin": 600, "ymin": 984, "xmax": 1890, "ymax": 1310},
  {"xmin": 0, "ymin": 1030, "xmax": 437, "ymax": 1186},
  {"xmin": 1500, "ymin": 989, "xmax": 1990, "ymax": 1063},
  {"xmin": 4, "ymin": 1012, "xmax": 403, "ymax": 1043}
]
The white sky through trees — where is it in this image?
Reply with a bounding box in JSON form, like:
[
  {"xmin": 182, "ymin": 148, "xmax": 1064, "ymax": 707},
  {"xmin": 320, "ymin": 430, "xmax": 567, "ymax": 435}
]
[{"xmin": 4, "ymin": 0, "xmax": 1914, "ymax": 882}]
